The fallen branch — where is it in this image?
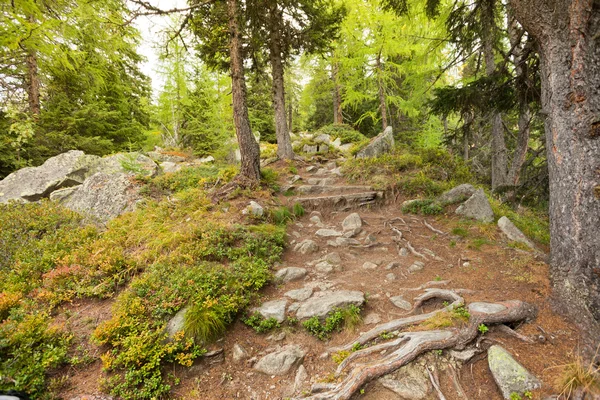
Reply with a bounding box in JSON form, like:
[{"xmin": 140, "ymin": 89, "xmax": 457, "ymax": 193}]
[
  {"xmin": 404, "ymin": 280, "xmax": 452, "ymax": 291},
  {"xmin": 299, "ymin": 300, "xmax": 536, "ymax": 400},
  {"xmin": 496, "ymin": 324, "xmax": 536, "ymax": 343}
]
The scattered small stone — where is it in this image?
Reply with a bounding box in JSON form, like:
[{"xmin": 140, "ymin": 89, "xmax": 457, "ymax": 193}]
[
  {"xmin": 364, "ymin": 234, "xmax": 377, "ymax": 245},
  {"xmin": 315, "ymin": 168, "xmax": 329, "ymax": 175},
  {"xmin": 324, "ymin": 252, "xmax": 342, "ymax": 264},
  {"xmin": 310, "ymin": 215, "xmax": 323, "ymax": 226},
  {"xmin": 316, "ymin": 228, "xmax": 343, "ymax": 237},
  {"xmin": 385, "ymin": 261, "xmax": 400, "ymax": 270},
  {"xmin": 284, "ymin": 287, "xmax": 313, "ymax": 302},
  {"xmin": 408, "ymin": 261, "xmax": 425, "ymax": 273},
  {"xmin": 390, "ymin": 296, "xmax": 412, "ymax": 311},
  {"xmin": 294, "ymin": 239, "xmax": 319, "ymax": 254},
  {"xmin": 449, "ymin": 348, "xmax": 478, "ymax": 362},
  {"xmin": 315, "ymin": 261, "xmax": 334, "ymax": 273},
  {"xmin": 488, "ymin": 345, "xmax": 541, "ymax": 399},
  {"xmin": 293, "ymin": 364, "xmax": 308, "ymax": 394},
  {"xmin": 386, "ymin": 273, "xmax": 397, "ymax": 281},
  {"xmin": 242, "ymin": 201, "xmax": 264, "ymax": 217},
  {"xmin": 275, "ymin": 267, "xmax": 307, "ymax": 283},
  {"xmin": 266, "ymin": 331, "xmax": 286, "ymax": 342},
  {"xmin": 364, "ymin": 313, "xmax": 382, "ymax": 325},
  {"xmin": 253, "ymin": 345, "xmax": 305, "ymax": 376},
  {"xmin": 342, "ymin": 213, "xmax": 362, "ymax": 237},
  {"xmin": 399, "ymin": 247, "xmax": 409, "ymax": 257},
  {"xmin": 291, "ymin": 231, "xmax": 301, "ymax": 238},
  {"xmin": 462, "ymin": 262, "xmax": 471, "ymax": 268},
  {"xmin": 306, "ymin": 166, "xmax": 318, "ymax": 173},
  {"xmin": 362, "ymin": 261, "xmax": 378, "ymax": 270},
  {"xmin": 232, "ymin": 343, "xmax": 248, "ymax": 362},
  {"xmin": 289, "ymin": 175, "xmax": 302, "ymax": 184}
]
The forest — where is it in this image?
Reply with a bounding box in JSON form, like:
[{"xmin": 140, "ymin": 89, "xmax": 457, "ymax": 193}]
[{"xmin": 0, "ymin": 0, "xmax": 598, "ymax": 399}]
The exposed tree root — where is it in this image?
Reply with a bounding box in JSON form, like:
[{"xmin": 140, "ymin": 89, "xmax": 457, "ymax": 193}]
[
  {"xmin": 496, "ymin": 324, "xmax": 536, "ymax": 343},
  {"xmin": 404, "ymin": 239, "xmax": 427, "ymax": 260},
  {"xmin": 423, "ymin": 219, "xmax": 446, "ymax": 235},
  {"xmin": 210, "ymin": 174, "xmax": 258, "ymax": 202},
  {"xmin": 449, "ymin": 363, "xmax": 469, "ymax": 399},
  {"xmin": 404, "ymin": 280, "xmax": 452, "ymax": 291},
  {"xmin": 329, "ymin": 289, "xmax": 464, "ymax": 353},
  {"xmin": 301, "ymin": 300, "xmax": 536, "ymax": 400},
  {"xmin": 427, "ymin": 365, "xmax": 447, "ymax": 400}
]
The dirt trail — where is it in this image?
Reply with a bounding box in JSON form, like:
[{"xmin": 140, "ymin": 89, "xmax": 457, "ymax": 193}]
[
  {"xmin": 58, "ymin": 157, "xmax": 579, "ymax": 400},
  {"xmin": 170, "ymin": 158, "xmax": 579, "ymax": 400}
]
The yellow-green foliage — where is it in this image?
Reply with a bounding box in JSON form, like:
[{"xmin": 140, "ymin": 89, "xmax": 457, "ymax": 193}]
[
  {"xmin": 261, "ymin": 143, "xmax": 278, "ymax": 159},
  {"xmin": 316, "ymin": 123, "xmax": 366, "ymax": 144},
  {"xmin": 141, "ymin": 164, "xmax": 238, "ymax": 197}
]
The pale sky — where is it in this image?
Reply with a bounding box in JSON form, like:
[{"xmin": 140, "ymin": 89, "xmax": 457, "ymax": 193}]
[{"xmin": 132, "ymin": 0, "xmax": 188, "ymax": 98}]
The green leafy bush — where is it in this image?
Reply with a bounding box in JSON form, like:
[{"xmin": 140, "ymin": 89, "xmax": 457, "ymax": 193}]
[
  {"xmin": 243, "ymin": 313, "xmax": 281, "ymax": 333},
  {"xmin": 402, "ymin": 199, "xmax": 443, "ymax": 215},
  {"xmin": 316, "ymin": 123, "xmax": 367, "ymax": 144},
  {"xmin": 302, "ymin": 305, "xmax": 362, "ymax": 341}
]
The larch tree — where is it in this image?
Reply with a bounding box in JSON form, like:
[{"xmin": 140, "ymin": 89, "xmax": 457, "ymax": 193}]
[{"xmin": 249, "ymin": 0, "xmax": 344, "ymax": 159}]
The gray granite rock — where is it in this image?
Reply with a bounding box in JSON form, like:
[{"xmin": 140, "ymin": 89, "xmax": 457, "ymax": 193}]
[
  {"xmin": 296, "ymin": 290, "xmax": 364, "ymax": 320},
  {"xmin": 498, "ymin": 216, "xmax": 536, "ymax": 249},
  {"xmin": 294, "ymin": 239, "xmax": 319, "ymax": 254},
  {"xmin": 275, "ymin": 267, "xmax": 307, "ymax": 283},
  {"xmin": 488, "ymin": 345, "xmax": 541, "ymax": 399},
  {"xmin": 342, "ymin": 213, "xmax": 362, "ymax": 237},
  {"xmin": 254, "ymin": 345, "xmax": 305, "ymax": 376},
  {"xmin": 284, "ymin": 287, "xmax": 313, "ymax": 302},
  {"xmin": 455, "ymin": 189, "xmax": 494, "ymax": 223},
  {"xmin": 356, "ymin": 126, "xmax": 394, "ymax": 159},
  {"xmin": 254, "ymin": 299, "xmax": 287, "ymax": 323},
  {"xmin": 390, "ymin": 296, "xmax": 412, "ymax": 311},
  {"xmin": 436, "ymin": 183, "xmax": 477, "ymax": 205}
]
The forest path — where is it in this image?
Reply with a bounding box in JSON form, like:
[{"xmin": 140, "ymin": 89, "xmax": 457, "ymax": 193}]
[{"xmin": 171, "ymin": 157, "xmax": 578, "ymax": 400}]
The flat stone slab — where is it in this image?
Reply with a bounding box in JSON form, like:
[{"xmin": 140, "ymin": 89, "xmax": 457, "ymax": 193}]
[
  {"xmin": 488, "ymin": 345, "xmax": 541, "ymax": 399},
  {"xmin": 275, "ymin": 267, "xmax": 307, "ymax": 283},
  {"xmin": 284, "ymin": 287, "xmax": 314, "ymax": 302},
  {"xmin": 254, "ymin": 345, "xmax": 305, "ymax": 376},
  {"xmin": 296, "ymin": 290, "xmax": 365, "ymax": 320},
  {"xmin": 316, "ymin": 228, "xmax": 343, "ymax": 237},
  {"xmin": 294, "ymin": 239, "xmax": 319, "ymax": 254},
  {"xmin": 254, "ymin": 299, "xmax": 287, "ymax": 323},
  {"xmin": 390, "ymin": 296, "xmax": 412, "ymax": 311}
]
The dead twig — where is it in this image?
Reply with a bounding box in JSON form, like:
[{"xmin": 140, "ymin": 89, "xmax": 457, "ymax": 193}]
[
  {"xmin": 404, "ymin": 240, "xmax": 427, "ymax": 260},
  {"xmin": 427, "ymin": 365, "xmax": 447, "ymax": 400},
  {"xmin": 423, "ymin": 219, "xmax": 446, "ymax": 235}
]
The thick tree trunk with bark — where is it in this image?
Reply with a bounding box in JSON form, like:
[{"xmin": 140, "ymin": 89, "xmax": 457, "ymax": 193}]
[
  {"xmin": 376, "ymin": 50, "xmax": 388, "ymax": 130},
  {"xmin": 268, "ymin": 5, "xmax": 294, "ymax": 160},
  {"xmin": 510, "ymin": 0, "xmax": 600, "ymax": 348},
  {"xmin": 332, "ymin": 62, "xmax": 343, "ymax": 124},
  {"xmin": 227, "ymin": 0, "xmax": 260, "ymax": 183}
]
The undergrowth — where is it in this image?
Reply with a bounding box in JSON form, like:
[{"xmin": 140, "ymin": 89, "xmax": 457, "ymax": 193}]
[
  {"xmin": 302, "ymin": 305, "xmax": 362, "ymax": 341},
  {"xmin": 402, "ymin": 199, "xmax": 443, "ymax": 215}
]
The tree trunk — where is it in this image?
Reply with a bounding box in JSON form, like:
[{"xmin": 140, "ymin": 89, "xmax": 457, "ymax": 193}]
[
  {"xmin": 227, "ymin": 0, "xmax": 260, "ymax": 182},
  {"xmin": 268, "ymin": 4, "xmax": 294, "ymax": 160},
  {"xmin": 510, "ymin": 0, "xmax": 600, "ymax": 349},
  {"xmin": 376, "ymin": 50, "xmax": 388, "ymax": 131},
  {"xmin": 482, "ymin": 0, "xmax": 509, "ymax": 191},
  {"xmin": 288, "ymin": 91, "xmax": 293, "ymax": 133},
  {"xmin": 332, "ymin": 61, "xmax": 343, "ymax": 124},
  {"xmin": 506, "ymin": 7, "xmax": 532, "ymax": 199},
  {"xmin": 24, "ymin": 14, "xmax": 40, "ymax": 117}
]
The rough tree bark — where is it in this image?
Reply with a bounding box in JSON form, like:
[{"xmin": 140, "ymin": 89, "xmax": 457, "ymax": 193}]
[
  {"xmin": 268, "ymin": 3, "xmax": 294, "ymax": 160},
  {"xmin": 510, "ymin": 0, "xmax": 600, "ymax": 348},
  {"xmin": 227, "ymin": 0, "xmax": 260, "ymax": 183},
  {"xmin": 482, "ymin": 0, "xmax": 510, "ymax": 191},
  {"xmin": 376, "ymin": 49, "xmax": 388, "ymax": 130},
  {"xmin": 332, "ymin": 61, "xmax": 343, "ymax": 124},
  {"xmin": 24, "ymin": 14, "xmax": 40, "ymax": 116}
]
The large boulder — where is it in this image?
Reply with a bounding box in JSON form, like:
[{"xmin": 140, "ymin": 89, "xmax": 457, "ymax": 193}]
[
  {"xmin": 436, "ymin": 184, "xmax": 477, "ymax": 206},
  {"xmin": 488, "ymin": 345, "xmax": 541, "ymax": 399},
  {"xmin": 342, "ymin": 213, "xmax": 362, "ymax": 237},
  {"xmin": 455, "ymin": 189, "xmax": 494, "ymax": 223},
  {"xmin": 0, "ymin": 150, "xmax": 100, "ymax": 203},
  {"xmin": 54, "ymin": 172, "xmax": 143, "ymax": 223},
  {"xmin": 355, "ymin": 126, "xmax": 394, "ymax": 159},
  {"xmin": 99, "ymin": 152, "xmax": 159, "ymax": 178},
  {"xmin": 497, "ymin": 216, "xmax": 536, "ymax": 249},
  {"xmin": 295, "ymin": 290, "xmax": 364, "ymax": 320},
  {"xmin": 253, "ymin": 345, "xmax": 305, "ymax": 376}
]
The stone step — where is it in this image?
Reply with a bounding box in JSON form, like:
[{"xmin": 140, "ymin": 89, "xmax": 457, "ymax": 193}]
[
  {"xmin": 296, "ymin": 191, "xmax": 383, "ymax": 210},
  {"xmin": 296, "ymin": 185, "xmax": 374, "ymax": 195}
]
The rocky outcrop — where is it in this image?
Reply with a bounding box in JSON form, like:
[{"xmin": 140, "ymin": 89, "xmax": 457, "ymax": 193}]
[
  {"xmin": 0, "ymin": 150, "xmax": 99, "ymax": 203},
  {"xmin": 356, "ymin": 126, "xmax": 394, "ymax": 159},
  {"xmin": 54, "ymin": 172, "xmax": 143, "ymax": 223},
  {"xmin": 254, "ymin": 299, "xmax": 287, "ymax": 323},
  {"xmin": 488, "ymin": 345, "xmax": 541, "ymax": 399},
  {"xmin": 455, "ymin": 189, "xmax": 494, "ymax": 223}
]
